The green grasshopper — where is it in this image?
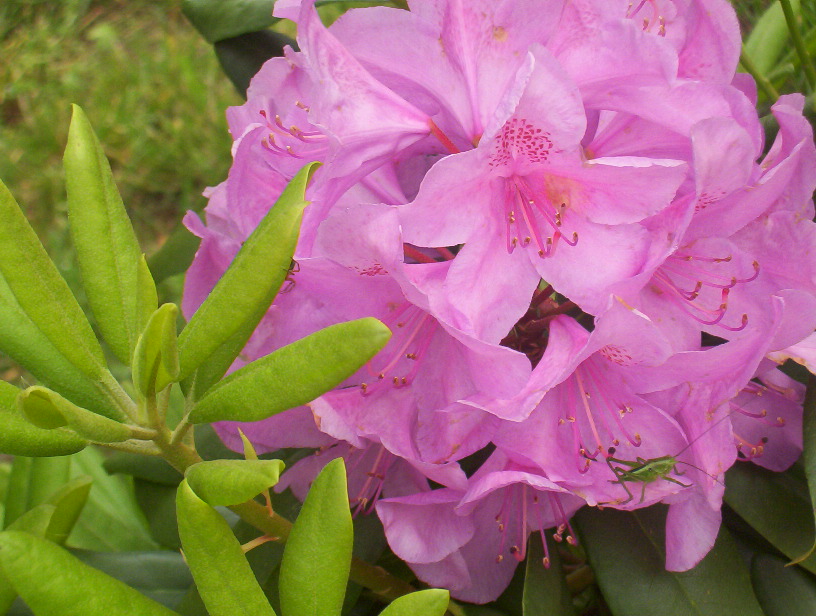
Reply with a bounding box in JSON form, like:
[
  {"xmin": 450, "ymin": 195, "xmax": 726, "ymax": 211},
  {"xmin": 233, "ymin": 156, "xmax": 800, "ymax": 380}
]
[{"xmin": 603, "ymin": 447, "xmax": 692, "ymax": 505}]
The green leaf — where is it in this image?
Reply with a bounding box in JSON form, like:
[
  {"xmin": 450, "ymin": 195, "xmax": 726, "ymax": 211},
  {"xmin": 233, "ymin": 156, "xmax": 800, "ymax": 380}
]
[
  {"xmin": 43, "ymin": 475, "xmax": 93, "ymax": 545},
  {"xmin": 0, "ymin": 531, "xmax": 176, "ymax": 615},
  {"xmin": 64, "ymin": 104, "xmax": 157, "ymax": 364},
  {"xmin": 66, "ymin": 447, "xmax": 158, "ymax": 551},
  {"xmin": 0, "ymin": 380, "xmax": 87, "ymax": 457},
  {"xmin": 789, "ymin": 374, "xmax": 816, "ymax": 566},
  {"xmin": 751, "ymin": 552, "xmax": 816, "ymax": 616},
  {"xmin": 132, "ymin": 303, "xmax": 180, "ymax": 397},
  {"xmin": 71, "ymin": 550, "xmax": 192, "ymax": 610},
  {"xmin": 743, "ymin": 0, "xmax": 800, "ymax": 75},
  {"xmin": 18, "ymin": 386, "xmax": 132, "ymax": 443},
  {"xmin": 214, "ymin": 31, "xmax": 295, "ymax": 96},
  {"xmin": 574, "ymin": 505, "xmax": 764, "ymax": 616},
  {"xmin": 176, "ymin": 479, "xmax": 277, "ymax": 616},
  {"xmin": 279, "ymin": 458, "xmax": 352, "ymax": 616},
  {"xmin": 0, "ymin": 275, "xmax": 122, "ymax": 420},
  {"xmin": 724, "ymin": 463, "xmax": 816, "ymax": 574},
  {"xmin": 134, "ymin": 479, "xmax": 182, "ymax": 550},
  {"xmin": 185, "ymin": 459, "xmax": 285, "ymax": 507},
  {"xmin": 0, "ymin": 179, "xmax": 106, "ymax": 380},
  {"xmin": 522, "ymin": 533, "xmax": 575, "ymax": 616},
  {"xmin": 182, "ymin": 0, "xmax": 277, "ymax": 43},
  {"xmin": 189, "ymin": 317, "xmax": 391, "ymax": 423},
  {"xmin": 177, "ymin": 162, "xmax": 319, "ymax": 391},
  {"xmin": 147, "ymin": 221, "xmax": 201, "ymax": 284},
  {"xmin": 3, "ymin": 456, "xmax": 71, "ymax": 529},
  {"xmin": 377, "ymin": 589, "xmax": 449, "ymax": 616},
  {"xmin": 104, "ymin": 453, "xmax": 183, "ymax": 486}
]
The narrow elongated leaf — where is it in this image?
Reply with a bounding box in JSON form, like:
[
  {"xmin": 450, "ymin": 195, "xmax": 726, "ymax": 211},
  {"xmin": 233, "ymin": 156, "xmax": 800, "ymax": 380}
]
[
  {"xmin": 743, "ymin": 0, "xmax": 801, "ymax": 75},
  {"xmin": 523, "ymin": 533, "xmax": 575, "ymax": 616},
  {"xmin": 0, "ymin": 531, "xmax": 176, "ymax": 616},
  {"xmin": 176, "ymin": 480, "xmax": 277, "ymax": 616},
  {"xmin": 751, "ymin": 552, "xmax": 816, "ymax": 616},
  {"xmin": 279, "ymin": 458, "xmax": 352, "ymax": 616},
  {"xmin": 147, "ymin": 221, "xmax": 201, "ymax": 284},
  {"xmin": 724, "ymin": 463, "xmax": 816, "ymax": 573},
  {"xmin": 44, "ymin": 476, "xmax": 93, "ymax": 545},
  {"xmin": 0, "ymin": 380, "xmax": 87, "ymax": 457},
  {"xmin": 177, "ymin": 162, "xmax": 319, "ymax": 389},
  {"xmin": 182, "ymin": 0, "xmax": 277, "ymax": 43},
  {"xmin": 3, "ymin": 456, "xmax": 71, "ymax": 529},
  {"xmin": 574, "ymin": 505, "xmax": 764, "ymax": 616},
  {"xmin": 185, "ymin": 459, "xmax": 284, "ymax": 507},
  {"xmin": 67, "ymin": 447, "xmax": 158, "ymax": 551},
  {"xmin": 0, "ymin": 179, "xmax": 106, "ymax": 380},
  {"xmin": 64, "ymin": 104, "xmax": 157, "ymax": 364},
  {"xmin": 132, "ymin": 303, "xmax": 180, "ymax": 397},
  {"xmin": 378, "ymin": 590, "xmax": 449, "ymax": 616},
  {"xmin": 789, "ymin": 374, "xmax": 816, "ymax": 565},
  {"xmin": 189, "ymin": 317, "xmax": 390, "ymax": 423},
  {"xmin": 0, "ymin": 276, "xmax": 122, "ymax": 420},
  {"xmin": 18, "ymin": 386, "xmax": 132, "ymax": 444}
]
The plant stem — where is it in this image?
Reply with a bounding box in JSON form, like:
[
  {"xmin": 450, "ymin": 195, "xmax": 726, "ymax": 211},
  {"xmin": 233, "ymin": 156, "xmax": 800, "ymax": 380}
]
[
  {"xmin": 740, "ymin": 48, "xmax": 781, "ymax": 101},
  {"xmin": 779, "ymin": 0, "xmax": 816, "ymax": 91}
]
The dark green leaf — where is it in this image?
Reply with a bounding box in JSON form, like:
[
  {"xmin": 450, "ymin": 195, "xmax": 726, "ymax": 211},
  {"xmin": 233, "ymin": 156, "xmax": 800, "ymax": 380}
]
[
  {"xmin": 147, "ymin": 221, "xmax": 201, "ymax": 284},
  {"xmin": 185, "ymin": 459, "xmax": 285, "ymax": 507},
  {"xmin": 751, "ymin": 552, "xmax": 816, "ymax": 616},
  {"xmin": 134, "ymin": 479, "xmax": 182, "ymax": 550},
  {"xmin": 104, "ymin": 453, "xmax": 183, "ymax": 486},
  {"xmin": 724, "ymin": 462, "xmax": 816, "ymax": 573},
  {"xmin": 215, "ymin": 31, "xmax": 296, "ymax": 96},
  {"xmin": 279, "ymin": 458, "xmax": 352, "ymax": 616},
  {"xmin": 189, "ymin": 317, "xmax": 390, "ymax": 423},
  {"xmin": 522, "ymin": 533, "xmax": 575, "ymax": 616},
  {"xmin": 132, "ymin": 303, "xmax": 180, "ymax": 397},
  {"xmin": 0, "ymin": 531, "xmax": 176, "ymax": 615},
  {"xmin": 0, "ymin": 179, "xmax": 106, "ymax": 380},
  {"xmin": 18, "ymin": 386, "xmax": 132, "ymax": 443},
  {"xmin": 574, "ymin": 505, "xmax": 764, "ymax": 616},
  {"xmin": 0, "ymin": 381, "xmax": 87, "ymax": 457},
  {"xmin": 177, "ymin": 162, "xmax": 319, "ymax": 393},
  {"xmin": 182, "ymin": 0, "xmax": 277, "ymax": 43},
  {"xmin": 64, "ymin": 104, "xmax": 157, "ymax": 364},
  {"xmin": 378, "ymin": 589, "xmax": 449, "ymax": 616},
  {"xmin": 789, "ymin": 374, "xmax": 816, "ymax": 566},
  {"xmin": 176, "ymin": 479, "xmax": 277, "ymax": 616}
]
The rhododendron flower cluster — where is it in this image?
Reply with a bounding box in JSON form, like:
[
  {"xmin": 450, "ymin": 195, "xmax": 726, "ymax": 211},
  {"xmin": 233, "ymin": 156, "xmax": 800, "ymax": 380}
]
[{"xmin": 183, "ymin": 0, "xmax": 816, "ymax": 603}]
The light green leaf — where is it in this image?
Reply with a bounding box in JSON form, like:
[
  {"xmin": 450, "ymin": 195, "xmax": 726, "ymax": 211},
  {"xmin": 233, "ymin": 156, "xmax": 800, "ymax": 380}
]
[
  {"xmin": 177, "ymin": 162, "xmax": 319, "ymax": 392},
  {"xmin": 0, "ymin": 179, "xmax": 106, "ymax": 380},
  {"xmin": 189, "ymin": 317, "xmax": 390, "ymax": 423},
  {"xmin": 132, "ymin": 303, "xmax": 180, "ymax": 398},
  {"xmin": 185, "ymin": 459, "xmax": 285, "ymax": 507},
  {"xmin": 523, "ymin": 533, "xmax": 575, "ymax": 616},
  {"xmin": 176, "ymin": 480, "xmax": 277, "ymax": 616},
  {"xmin": 378, "ymin": 589, "xmax": 449, "ymax": 616},
  {"xmin": 64, "ymin": 104, "xmax": 157, "ymax": 365},
  {"xmin": 0, "ymin": 531, "xmax": 176, "ymax": 616},
  {"xmin": 279, "ymin": 458, "xmax": 352, "ymax": 616},
  {"xmin": 66, "ymin": 447, "xmax": 158, "ymax": 551},
  {"xmin": 574, "ymin": 505, "xmax": 764, "ymax": 616},
  {"xmin": 3, "ymin": 456, "xmax": 71, "ymax": 529},
  {"xmin": 0, "ymin": 380, "xmax": 87, "ymax": 457},
  {"xmin": 18, "ymin": 386, "xmax": 132, "ymax": 444},
  {"xmin": 182, "ymin": 0, "xmax": 277, "ymax": 43},
  {"xmin": 743, "ymin": 0, "xmax": 800, "ymax": 75},
  {"xmin": 44, "ymin": 475, "xmax": 93, "ymax": 546},
  {"xmin": 0, "ymin": 275, "xmax": 122, "ymax": 420}
]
